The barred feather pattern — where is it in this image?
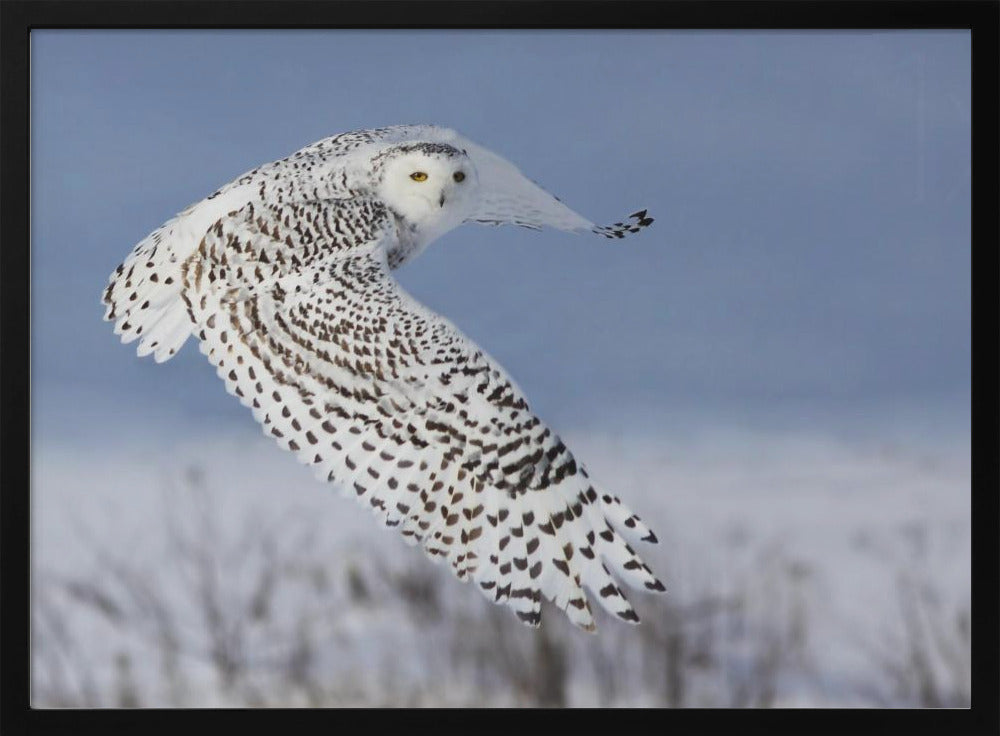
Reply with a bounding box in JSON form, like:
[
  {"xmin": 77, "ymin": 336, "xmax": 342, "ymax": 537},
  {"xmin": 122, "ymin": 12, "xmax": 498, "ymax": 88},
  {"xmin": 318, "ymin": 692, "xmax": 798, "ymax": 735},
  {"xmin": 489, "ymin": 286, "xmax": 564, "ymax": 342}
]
[
  {"xmin": 172, "ymin": 197, "xmax": 663, "ymax": 629},
  {"xmin": 101, "ymin": 126, "xmax": 654, "ymax": 361},
  {"xmin": 101, "ymin": 125, "xmax": 662, "ymax": 629}
]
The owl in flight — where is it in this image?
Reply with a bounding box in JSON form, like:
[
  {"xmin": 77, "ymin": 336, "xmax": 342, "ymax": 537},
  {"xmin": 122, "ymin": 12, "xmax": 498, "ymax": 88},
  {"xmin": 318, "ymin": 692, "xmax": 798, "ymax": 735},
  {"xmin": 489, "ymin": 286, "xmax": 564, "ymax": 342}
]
[{"xmin": 102, "ymin": 125, "xmax": 662, "ymax": 630}]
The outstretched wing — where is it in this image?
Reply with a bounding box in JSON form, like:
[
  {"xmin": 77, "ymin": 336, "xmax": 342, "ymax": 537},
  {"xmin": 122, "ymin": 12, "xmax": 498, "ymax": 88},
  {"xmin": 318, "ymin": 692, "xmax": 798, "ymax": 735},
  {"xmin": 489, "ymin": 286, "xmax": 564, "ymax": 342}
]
[
  {"xmin": 457, "ymin": 137, "xmax": 655, "ymax": 239},
  {"xmin": 360, "ymin": 125, "xmax": 654, "ymax": 238},
  {"xmin": 101, "ymin": 125, "xmax": 654, "ymax": 361},
  {"xmin": 180, "ymin": 196, "xmax": 664, "ymax": 630}
]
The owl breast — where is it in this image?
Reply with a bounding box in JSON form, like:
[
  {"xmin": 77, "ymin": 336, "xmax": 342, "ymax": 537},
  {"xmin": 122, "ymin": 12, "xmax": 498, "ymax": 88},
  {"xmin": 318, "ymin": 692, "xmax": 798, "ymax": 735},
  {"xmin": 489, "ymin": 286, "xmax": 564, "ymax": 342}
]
[
  {"xmin": 384, "ymin": 238, "xmax": 419, "ymax": 269},
  {"xmin": 382, "ymin": 208, "xmax": 440, "ymax": 269}
]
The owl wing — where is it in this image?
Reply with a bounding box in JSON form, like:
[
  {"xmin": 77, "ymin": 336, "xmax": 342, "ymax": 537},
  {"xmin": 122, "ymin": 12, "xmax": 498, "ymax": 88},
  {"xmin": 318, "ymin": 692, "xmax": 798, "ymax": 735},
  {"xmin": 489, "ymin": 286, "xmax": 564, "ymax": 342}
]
[
  {"xmin": 180, "ymin": 196, "xmax": 664, "ymax": 630},
  {"xmin": 101, "ymin": 126, "xmax": 653, "ymax": 361},
  {"xmin": 457, "ymin": 137, "xmax": 654, "ymax": 239},
  {"xmin": 100, "ymin": 129, "xmax": 395, "ymax": 361},
  {"xmin": 363, "ymin": 125, "xmax": 655, "ymax": 238}
]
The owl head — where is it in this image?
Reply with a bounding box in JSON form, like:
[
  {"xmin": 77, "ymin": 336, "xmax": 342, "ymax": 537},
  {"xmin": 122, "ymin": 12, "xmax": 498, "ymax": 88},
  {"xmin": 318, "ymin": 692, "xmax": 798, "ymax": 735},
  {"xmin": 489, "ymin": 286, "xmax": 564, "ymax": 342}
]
[{"xmin": 370, "ymin": 142, "xmax": 479, "ymax": 238}]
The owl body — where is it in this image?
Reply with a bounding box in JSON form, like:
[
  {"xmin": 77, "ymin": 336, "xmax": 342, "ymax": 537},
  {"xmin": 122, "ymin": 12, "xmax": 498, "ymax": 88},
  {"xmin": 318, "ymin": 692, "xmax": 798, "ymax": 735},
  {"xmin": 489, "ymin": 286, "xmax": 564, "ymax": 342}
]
[{"xmin": 103, "ymin": 125, "xmax": 660, "ymax": 630}]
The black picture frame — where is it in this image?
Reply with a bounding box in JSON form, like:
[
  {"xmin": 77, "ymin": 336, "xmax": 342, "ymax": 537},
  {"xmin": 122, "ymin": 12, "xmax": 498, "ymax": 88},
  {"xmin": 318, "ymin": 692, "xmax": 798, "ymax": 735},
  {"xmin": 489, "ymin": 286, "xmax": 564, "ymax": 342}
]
[{"xmin": 2, "ymin": 2, "xmax": 997, "ymax": 734}]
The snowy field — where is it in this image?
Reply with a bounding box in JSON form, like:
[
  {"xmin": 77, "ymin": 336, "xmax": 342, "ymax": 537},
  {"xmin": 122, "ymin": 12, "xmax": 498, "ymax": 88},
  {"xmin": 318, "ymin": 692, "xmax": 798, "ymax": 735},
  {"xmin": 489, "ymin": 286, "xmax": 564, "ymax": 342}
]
[{"xmin": 31, "ymin": 404, "xmax": 970, "ymax": 708}]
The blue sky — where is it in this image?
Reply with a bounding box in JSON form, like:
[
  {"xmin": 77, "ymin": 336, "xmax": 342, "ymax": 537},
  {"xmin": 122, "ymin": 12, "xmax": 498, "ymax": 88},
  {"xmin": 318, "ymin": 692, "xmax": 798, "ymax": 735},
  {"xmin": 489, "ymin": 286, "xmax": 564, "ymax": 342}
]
[{"xmin": 31, "ymin": 30, "xmax": 970, "ymax": 442}]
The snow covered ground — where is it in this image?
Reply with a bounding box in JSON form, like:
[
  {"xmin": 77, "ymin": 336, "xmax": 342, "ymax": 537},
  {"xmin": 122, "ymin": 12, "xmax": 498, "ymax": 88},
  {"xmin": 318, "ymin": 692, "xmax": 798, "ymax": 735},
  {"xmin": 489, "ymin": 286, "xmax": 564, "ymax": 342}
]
[{"xmin": 30, "ymin": 402, "xmax": 970, "ymax": 708}]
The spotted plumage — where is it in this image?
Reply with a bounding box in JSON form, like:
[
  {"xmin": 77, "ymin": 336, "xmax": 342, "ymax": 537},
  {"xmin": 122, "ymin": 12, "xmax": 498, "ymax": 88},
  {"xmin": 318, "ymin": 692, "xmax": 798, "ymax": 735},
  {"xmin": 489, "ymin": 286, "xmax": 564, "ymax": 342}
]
[{"xmin": 102, "ymin": 125, "xmax": 661, "ymax": 630}]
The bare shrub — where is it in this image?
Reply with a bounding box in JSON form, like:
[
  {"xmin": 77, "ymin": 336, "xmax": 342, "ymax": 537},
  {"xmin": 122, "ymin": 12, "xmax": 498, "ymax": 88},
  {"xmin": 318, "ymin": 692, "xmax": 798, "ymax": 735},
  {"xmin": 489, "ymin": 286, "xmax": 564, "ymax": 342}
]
[
  {"xmin": 34, "ymin": 463, "xmax": 962, "ymax": 708},
  {"xmin": 861, "ymin": 570, "xmax": 971, "ymax": 707}
]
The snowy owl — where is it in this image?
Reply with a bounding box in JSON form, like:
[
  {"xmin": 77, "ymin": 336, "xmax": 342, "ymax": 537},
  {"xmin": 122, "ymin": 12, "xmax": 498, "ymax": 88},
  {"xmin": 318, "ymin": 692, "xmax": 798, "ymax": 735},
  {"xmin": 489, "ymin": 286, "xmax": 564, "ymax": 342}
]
[{"xmin": 102, "ymin": 125, "xmax": 662, "ymax": 630}]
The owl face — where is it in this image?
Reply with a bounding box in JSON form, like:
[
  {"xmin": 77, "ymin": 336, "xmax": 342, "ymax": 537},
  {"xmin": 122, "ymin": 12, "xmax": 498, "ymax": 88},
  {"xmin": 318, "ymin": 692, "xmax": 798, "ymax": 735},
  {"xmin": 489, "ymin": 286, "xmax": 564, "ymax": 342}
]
[{"xmin": 373, "ymin": 145, "xmax": 478, "ymax": 239}]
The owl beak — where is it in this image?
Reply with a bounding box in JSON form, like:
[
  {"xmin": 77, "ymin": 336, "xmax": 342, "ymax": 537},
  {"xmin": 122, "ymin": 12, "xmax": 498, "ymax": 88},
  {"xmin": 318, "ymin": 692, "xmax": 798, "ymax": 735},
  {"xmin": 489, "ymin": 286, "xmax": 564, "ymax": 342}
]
[{"xmin": 438, "ymin": 193, "xmax": 446, "ymax": 208}]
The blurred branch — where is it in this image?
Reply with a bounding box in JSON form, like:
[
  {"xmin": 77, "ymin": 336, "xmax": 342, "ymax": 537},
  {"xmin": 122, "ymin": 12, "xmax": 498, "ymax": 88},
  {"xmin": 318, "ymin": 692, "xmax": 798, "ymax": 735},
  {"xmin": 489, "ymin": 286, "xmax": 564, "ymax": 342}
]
[{"xmin": 33, "ymin": 462, "xmax": 964, "ymax": 708}]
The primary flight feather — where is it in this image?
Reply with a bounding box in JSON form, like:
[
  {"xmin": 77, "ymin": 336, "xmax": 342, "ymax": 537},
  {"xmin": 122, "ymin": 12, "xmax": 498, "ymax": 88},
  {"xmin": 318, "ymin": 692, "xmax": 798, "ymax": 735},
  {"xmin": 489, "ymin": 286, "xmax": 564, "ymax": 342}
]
[{"xmin": 102, "ymin": 124, "xmax": 661, "ymax": 630}]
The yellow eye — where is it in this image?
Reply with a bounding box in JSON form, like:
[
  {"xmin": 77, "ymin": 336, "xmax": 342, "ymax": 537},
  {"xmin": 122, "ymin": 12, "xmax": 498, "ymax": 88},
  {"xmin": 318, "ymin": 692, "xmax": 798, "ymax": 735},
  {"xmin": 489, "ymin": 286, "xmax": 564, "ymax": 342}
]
[
  {"xmin": 410, "ymin": 171, "xmax": 428, "ymax": 182},
  {"xmin": 453, "ymin": 171, "xmax": 466, "ymax": 182}
]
